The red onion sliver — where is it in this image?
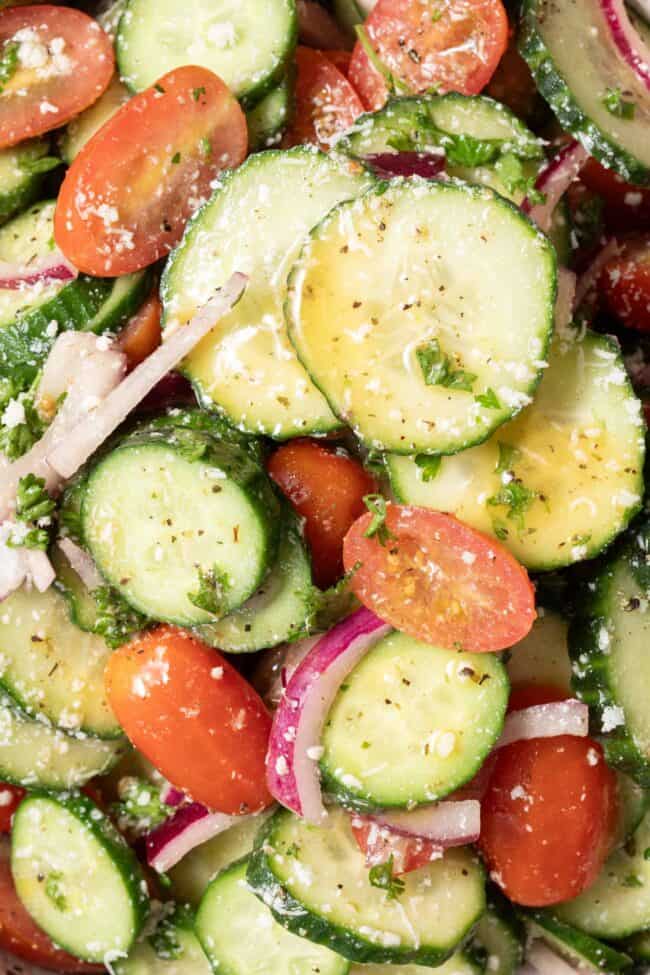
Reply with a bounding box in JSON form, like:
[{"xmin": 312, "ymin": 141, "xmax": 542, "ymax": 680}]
[
  {"xmin": 522, "ymin": 141, "xmax": 589, "ymax": 233},
  {"xmin": 297, "ymin": 0, "xmax": 350, "ymax": 48},
  {"xmin": 47, "ymin": 271, "xmax": 247, "ymax": 480},
  {"xmin": 56, "ymin": 537, "xmax": 103, "ymax": 592},
  {"xmin": 369, "ymin": 800, "xmax": 481, "ymax": 845},
  {"xmin": 600, "ymin": 0, "xmax": 650, "ymax": 91},
  {"xmin": 0, "ymin": 254, "xmax": 77, "ymax": 291},
  {"xmin": 496, "ymin": 700, "xmax": 589, "ymax": 750},
  {"xmin": 146, "ymin": 802, "xmax": 243, "ymax": 873},
  {"xmin": 575, "ymin": 237, "xmax": 621, "ymax": 308},
  {"xmin": 160, "ymin": 783, "xmax": 187, "ymax": 808},
  {"xmin": 364, "ymin": 152, "xmax": 446, "ymax": 180},
  {"xmin": 266, "ymin": 607, "xmax": 391, "ymax": 823}
]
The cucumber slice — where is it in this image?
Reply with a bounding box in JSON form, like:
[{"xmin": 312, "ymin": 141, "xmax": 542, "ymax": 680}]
[
  {"xmin": 52, "ymin": 543, "xmax": 101, "ymax": 632},
  {"xmin": 194, "ymin": 511, "xmax": 313, "ymax": 653},
  {"xmin": 320, "ymin": 630, "xmax": 508, "ymax": 810},
  {"xmin": 0, "ymin": 584, "xmax": 120, "ymax": 738},
  {"xmin": 570, "ymin": 518, "xmax": 650, "ymax": 786},
  {"xmin": 83, "ymin": 269, "xmax": 151, "ymax": 336},
  {"xmin": 520, "ymin": 0, "xmax": 650, "ymax": 183},
  {"xmin": 0, "ymin": 698, "xmax": 124, "ymax": 789},
  {"xmin": 286, "ymin": 177, "xmax": 556, "ymax": 455},
  {"xmin": 162, "ymin": 147, "xmax": 374, "ymax": 439},
  {"xmin": 556, "ymin": 809, "xmax": 650, "ymax": 938},
  {"xmin": 60, "ymin": 75, "xmax": 131, "ymax": 165},
  {"xmin": 526, "ymin": 912, "xmax": 632, "ymax": 973},
  {"xmin": 386, "ymin": 329, "xmax": 645, "ymax": 569},
  {"xmin": 117, "ymin": 0, "xmax": 297, "ymax": 107},
  {"xmin": 0, "ymin": 140, "xmax": 56, "ymax": 227},
  {"xmin": 614, "ymin": 773, "xmax": 650, "ymax": 847},
  {"xmin": 82, "ymin": 425, "xmax": 281, "ymax": 625},
  {"xmin": 622, "ymin": 930, "xmax": 650, "ymax": 963},
  {"xmin": 197, "ymin": 858, "xmax": 349, "ymax": 975},
  {"xmin": 115, "ymin": 905, "xmax": 212, "ymax": 975},
  {"xmin": 247, "ymin": 807, "xmax": 486, "ymax": 966},
  {"xmin": 11, "ymin": 792, "xmax": 149, "ymax": 962},
  {"xmin": 348, "ymin": 954, "xmax": 482, "ymax": 975},
  {"xmin": 169, "ymin": 809, "xmax": 274, "ymax": 906},
  {"xmin": 472, "ymin": 894, "xmax": 524, "ymax": 975},
  {"xmin": 247, "ymin": 74, "xmax": 292, "ymax": 151},
  {"xmin": 506, "ymin": 609, "xmax": 572, "ymax": 693}
]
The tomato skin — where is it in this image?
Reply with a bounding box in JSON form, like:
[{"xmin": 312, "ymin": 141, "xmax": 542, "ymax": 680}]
[
  {"xmin": 351, "ymin": 818, "xmax": 442, "ymax": 874},
  {"xmin": 598, "ymin": 236, "xmax": 650, "ymax": 332},
  {"xmin": 105, "ymin": 627, "xmax": 273, "ymax": 815},
  {"xmin": 267, "ymin": 439, "xmax": 376, "ymax": 589},
  {"xmin": 581, "ymin": 158, "xmax": 650, "ymax": 231},
  {"xmin": 322, "ymin": 49, "xmax": 353, "ymax": 76},
  {"xmin": 0, "ymin": 784, "xmax": 24, "ymax": 833},
  {"xmin": 54, "ymin": 66, "xmax": 247, "ymax": 277},
  {"xmin": 118, "ymin": 291, "xmax": 162, "ymax": 370},
  {"xmin": 282, "ymin": 46, "xmax": 364, "ymax": 151},
  {"xmin": 343, "ymin": 504, "xmax": 536, "ymax": 652},
  {"xmin": 349, "ymin": 0, "xmax": 508, "ymax": 111},
  {"xmin": 0, "ymin": 6, "xmax": 114, "ymax": 149}
]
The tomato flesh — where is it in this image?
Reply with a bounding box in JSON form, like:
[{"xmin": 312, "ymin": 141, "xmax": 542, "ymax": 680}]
[
  {"xmin": 349, "ymin": 0, "xmax": 508, "ymax": 111},
  {"xmin": 599, "ymin": 235, "xmax": 650, "ymax": 332},
  {"xmin": 0, "ymin": 784, "xmax": 24, "ymax": 833},
  {"xmin": 282, "ymin": 46, "xmax": 364, "ymax": 151},
  {"xmin": 118, "ymin": 291, "xmax": 162, "ymax": 370},
  {"xmin": 343, "ymin": 504, "xmax": 536, "ymax": 652},
  {"xmin": 54, "ymin": 66, "xmax": 247, "ymax": 277},
  {"xmin": 351, "ymin": 818, "xmax": 443, "ymax": 875},
  {"xmin": 105, "ymin": 626, "xmax": 273, "ymax": 815},
  {"xmin": 581, "ymin": 157, "xmax": 650, "ymax": 231},
  {"xmin": 268, "ymin": 438, "xmax": 376, "ymax": 589},
  {"xmin": 0, "ymin": 5, "xmax": 114, "ymax": 148}
]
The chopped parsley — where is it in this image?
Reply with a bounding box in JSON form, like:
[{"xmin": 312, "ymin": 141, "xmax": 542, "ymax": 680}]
[
  {"xmin": 92, "ymin": 587, "xmax": 148, "ymax": 649},
  {"xmin": 487, "ymin": 481, "xmax": 539, "ymax": 531},
  {"xmin": 149, "ymin": 907, "xmax": 194, "ymax": 961},
  {"xmin": 44, "ymin": 871, "xmax": 67, "ymax": 912},
  {"xmin": 368, "ymin": 856, "xmax": 405, "ymax": 899},
  {"xmin": 363, "ymin": 494, "xmax": 393, "ymax": 545},
  {"xmin": 188, "ymin": 566, "xmax": 231, "ymax": 617},
  {"xmin": 602, "ymin": 87, "xmax": 636, "ymax": 120},
  {"xmin": 192, "ymin": 86, "xmax": 206, "ymax": 101},
  {"xmin": 171, "ymin": 152, "xmax": 181, "ymax": 164},
  {"xmin": 416, "ymin": 339, "xmax": 476, "ymax": 392},
  {"xmin": 0, "ymin": 378, "xmax": 46, "ymax": 461},
  {"xmin": 495, "ymin": 441, "xmax": 522, "ymax": 474},
  {"xmin": 621, "ymin": 874, "xmax": 644, "ymax": 888},
  {"xmin": 475, "ymin": 388, "xmax": 501, "ymax": 410},
  {"xmin": 0, "ymin": 42, "xmax": 18, "ymax": 95},
  {"xmin": 414, "ymin": 453, "xmax": 442, "ymax": 482},
  {"xmin": 8, "ymin": 474, "xmax": 55, "ymax": 550},
  {"xmin": 112, "ymin": 776, "xmax": 171, "ymax": 836}
]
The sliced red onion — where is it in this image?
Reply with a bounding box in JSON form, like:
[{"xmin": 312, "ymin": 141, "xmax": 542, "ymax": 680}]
[
  {"xmin": 0, "ymin": 253, "xmax": 77, "ymax": 291},
  {"xmin": 364, "ymin": 152, "xmax": 446, "ymax": 180},
  {"xmin": 575, "ymin": 237, "xmax": 621, "ymax": 307},
  {"xmin": 352, "ymin": 816, "xmax": 444, "ymax": 871},
  {"xmin": 600, "ymin": 0, "xmax": 650, "ymax": 91},
  {"xmin": 146, "ymin": 801, "xmax": 244, "ymax": 873},
  {"xmin": 526, "ymin": 941, "xmax": 581, "ymax": 975},
  {"xmin": 47, "ymin": 272, "xmax": 247, "ymax": 481},
  {"xmin": 369, "ymin": 800, "xmax": 481, "ymax": 845},
  {"xmin": 160, "ymin": 782, "xmax": 187, "ymax": 808},
  {"xmin": 496, "ymin": 700, "xmax": 589, "ymax": 750},
  {"xmin": 56, "ymin": 537, "xmax": 103, "ymax": 591},
  {"xmin": 267, "ymin": 607, "xmax": 391, "ymax": 824},
  {"xmin": 522, "ymin": 141, "xmax": 589, "ymax": 233}
]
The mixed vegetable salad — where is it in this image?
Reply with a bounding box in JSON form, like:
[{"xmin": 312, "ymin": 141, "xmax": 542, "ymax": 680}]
[{"xmin": 1, "ymin": 0, "xmax": 650, "ymax": 972}]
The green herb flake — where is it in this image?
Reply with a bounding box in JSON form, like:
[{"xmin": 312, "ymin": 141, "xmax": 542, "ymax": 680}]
[
  {"xmin": 622, "ymin": 874, "xmax": 644, "ymax": 888},
  {"xmin": 644, "ymin": 847, "xmax": 650, "ymax": 861},
  {"xmin": 92, "ymin": 587, "xmax": 148, "ymax": 649},
  {"xmin": 154, "ymin": 83, "xmax": 166, "ymax": 94},
  {"xmin": 112, "ymin": 776, "xmax": 171, "ymax": 836},
  {"xmin": 414, "ymin": 453, "xmax": 442, "ymax": 482},
  {"xmin": 200, "ymin": 136, "xmax": 212, "ymax": 158},
  {"xmin": 7, "ymin": 474, "xmax": 55, "ymax": 550},
  {"xmin": 192, "ymin": 86, "xmax": 206, "ymax": 101},
  {"xmin": 603, "ymin": 87, "xmax": 636, "ymax": 119},
  {"xmin": 171, "ymin": 151, "xmax": 181, "ymax": 164},
  {"xmin": 188, "ymin": 566, "xmax": 231, "ymax": 617},
  {"xmin": 149, "ymin": 911, "xmax": 191, "ymax": 961},
  {"xmin": 495, "ymin": 441, "xmax": 521, "ymax": 474},
  {"xmin": 44, "ymin": 871, "xmax": 67, "ymax": 912},
  {"xmin": 431, "ymin": 5, "xmax": 443, "ymax": 20},
  {"xmin": 475, "ymin": 388, "xmax": 501, "ymax": 410},
  {"xmin": 0, "ymin": 42, "xmax": 19, "ymax": 94},
  {"xmin": 0, "ymin": 378, "xmax": 46, "ymax": 462},
  {"xmin": 368, "ymin": 855, "xmax": 405, "ymax": 899},
  {"xmin": 487, "ymin": 481, "xmax": 539, "ymax": 531},
  {"xmin": 363, "ymin": 493, "xmax": 393, "ymax": 546},
  {"xmin": 415, "ymin": 339, "xmax": 476, "ymax": 392}
]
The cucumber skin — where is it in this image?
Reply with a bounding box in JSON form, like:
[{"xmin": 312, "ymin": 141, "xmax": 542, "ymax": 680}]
[
  {"xmin": 246, "ymin": 810, "xmax": 485, "ymax": 968},
  {"xmin": 524, "ymin": 911, "xmax": 632, "ymax": 973},
  {"xmin": 519, "ymin": 0, "xmax": 650, "ymax": 184},
  {"xmin": 0, "ymin": 172, "xmax": 46, "ymax": 228}
]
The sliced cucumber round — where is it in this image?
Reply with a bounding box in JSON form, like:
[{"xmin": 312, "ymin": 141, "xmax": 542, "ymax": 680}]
[
  {"xmin": 247, "ymin": 807, "xmax": 485, "ymax": 966},
  {"xmin": 525, "ymin": 912, "xmax": 632, "ymax": 973},
  {"xmin": 115, "ymin": 904, "xmax": 212, "ymax": 975},
  {"xmin": 11, "ymin": 792, "xmax": 149, "ymax": 963},
  {"xmin": 197, "ymin": 858, "xmax": 349, "ymax": 975},
  {"xmin": 387, "ymin": 330, "xmax": 645, "ymax": 570},
  {"xmin": 287, "ymin": 177, "xmax": 556, "ymax": 455},
  {"xmin": 0, "ymin": 698, "xmax": 125, "ymax": 789},
  {"xmin": 320, "ymin": 630, "xmax": 508, "ymax": 810},
  {"xmin": 0, "ymin": 140, "xmax": 57, "ymax": 227},
  {"xmin": 506, "ymin": 609, "xmax": 572, "ymax": 693},
  {"xmin": 60, "ymin": 75, "xmax": 130, "ymax": 165},
  {"xmin": 247, "ymin": 74, "xmax": 293, "ymax": 152},
  {"xmin": 0, "ymin": 584, "xmax": 120, "ymax": 738},
  {"xmin": 162, "ymin": 147, "xmax": 373, "ymax": 439},
  {"xmin": 82, "ymin": 425, "xmax": 281, "ymax": 626},
  {"xmin": 520, "ymin": 0, "xmax": 650, "ymax": 183},
  {"xmin": 117, "ymin": 0, "xmax": 297, "ymax": 107}
]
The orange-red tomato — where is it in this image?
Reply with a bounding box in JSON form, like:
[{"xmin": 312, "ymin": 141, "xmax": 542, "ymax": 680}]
[
  {"xmin": 118, "ymin": 291, "xmax": 162, "ymax": 370},
  {"xmin": 0, "ymin": 784, "xmax": 24, "ymax": 833},
  {"xmin": 282, "ymin": 46, "xmax": 364, "ymax": 150},
  {"xmin": 0, "ymin": 5, "xmax": 113, "ymax": 148},
  {"xmin": 581, "ymin": 157, "xmax": 650, "ymax": 231},
  {"xmin": 323, "ymin": 48, "xmax": 353, "ymax": 76},
  {"xmin": 599, "ymin": 235, "xmax": 650, "ymax": 332},
  {"xmin": 267, "ymin": 438, "xmax": 376, "ymax": 589},
  {"xmin": 55, "ymin": 66, "xmax": 247, "ymax": 277},
  {"xmin": 343, "ymin": 504, "xmax": 536, "ymax": 652},
  {"xmin": 105, "ymin": 627, "xmax": 273, "ymax": 815},
  {"xmin": 348, "ymin": 0, "xmax": 508, "ymax": 111}
]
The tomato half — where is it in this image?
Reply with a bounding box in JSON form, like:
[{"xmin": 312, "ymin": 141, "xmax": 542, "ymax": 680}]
[
  {"xmin": 268, "ymin": 438, "xmax": 376, "ymax": 589},
  {"xmin": 54, "ymin": 66, "xmax": 247, "ymax": 277},
  {"xmin": 599, "ymin": 235, "xmax": 650, "ymax": 332},
  {"xmin": 105, "ymin": 626, "xmax": 273, "ymax": 815},
  {"xmin": 282, "ymin": 46, "xmax": 364, "ymax": 151},
  {"xmin": 0, "ymin": 5, "xmax": 113, "ymax": 149},
  {"xmin": 323, "ymin": 49, "xmax": 353, "ymax": 77},
  {"xmin": 343, "ymin": 504, "xmax": 535, "ymax": 652},
  {"xmin": 118, "ymin": 291, "xmax": 162, "ymax": 370},
  {"xmin": 581, "ymin": 157, "xmax": 650, "ymax": 232},
  {"xmin": 0, "ymin": 784, "xmax": 24, "ymax": 833},
  {"xmin": 348, "ymin": 0, "xmax": 508, "ymax": 111}
]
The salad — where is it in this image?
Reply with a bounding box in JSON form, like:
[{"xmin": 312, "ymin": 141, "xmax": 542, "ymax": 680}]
[{"xmin": 0, "ymin": 0, "xmax": 649, "ymax": 972}]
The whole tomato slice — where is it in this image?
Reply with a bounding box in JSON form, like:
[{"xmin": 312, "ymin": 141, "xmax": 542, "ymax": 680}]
[
  {"xmin": 0, "ymin": 5, "xmax": 113, "ymax": 148},
  {"xmin": 268, "ymin": 438, "xmax": 376, "ymax": 589},
  {"xmin": 282, "ymin": 46, "xmax": 364, "ymax": 151},
  {"xmin": 105, "ymin": 626, "xmax": 273, "ymax": 815},
  {"xmin": 598, "ymin": 235, "xmax": 650, "ymax": 332},
  {"xmin": 349, "ymin": 0, "xmax": 508, "ymax": 111},
  {"xmin": 343, "ymin": 504, "xmax": 535, "ymax": 652},
  {"xmin": 54, "ymin": 66, "xmax": 247, "ymax": 277}
]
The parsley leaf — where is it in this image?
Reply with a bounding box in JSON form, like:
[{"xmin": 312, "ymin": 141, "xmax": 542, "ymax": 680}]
[
  {"xmin": 7, "ymin": 474, "xmax": 55, "ymax": 550},
  {"xmin": 0, "ymin": 378, "xmax": 46, "ymax": 461},
  {"xmin": 171, "ymin": 151, "xmax": 181, "ymax": 164},
  {"xmin": 92, "ymin": 587, "xmax": 148, "ymax": 649},
  {"xmin": 495, "ymin": 442, "xmax": 521, "ymax": 474},
  {"xmin": 368, "ymin": 856, "xmax": 405, "ymax": 899},
  {"xmin": 416, "ymin": 339, "xmax": 476, "ymax": 392},
  {"xmin": 149, "ymin": 908, "xmax": 194, "ymax": 961},
  {"xmin": 603, "ymin": 87, "xmax": 636, "ymax": 119},
  {"xmin": 0, "ymin": 42, "xmax": 18, "ymax": 95},
  {"xmin": 188, "ymin": 566, "xmax": 231, "ymax": 617},
  {"xmin": 44, "ymin": 871, "xmax": 67, "ymax": 912},
  {"xmin": 192, "ymin": 86, "xmax": 206, "ymax": 102},
  {"xmin": 487, "ymin": 481, "xmax": 539, "ymax": 531},
  {"xmin": 112, "ymin": 776, "xmax": 171, "ymax": 837},
  {"xmin": 475, "ymin": 388, "xmax": 501, "ymax": 410},
  {"xmin": 363, "ymin": 494, "xmax": 393, "ymax": 546},
  {"xmin": 621, "ymin": 874, "xmax": 644, "ymax": 888},
  {"xmin": 414, "ymin": 453, "xmax": 442, "ymax": 482}
]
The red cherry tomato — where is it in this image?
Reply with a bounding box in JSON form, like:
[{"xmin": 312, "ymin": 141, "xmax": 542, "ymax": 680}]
[
  {"xmin": 0, "ymin": 784, "xmax": 24, "ymax": 833},
  {"xmin": 267, "ymin": 438, "xmax": 376, "ymax": 589},
  {"xmin": 351, "ymin": 817, "xmax": 442, "ymax": 875},
  {"xmin": 343, "ymin": 504, "xmax": 536, "ymax": 652},
  {"xmin": 598, "ymin": 235, "xmax": 650, "ymax": 332},
  {"xmin": 485, "ymin": 29, "xmax": 539, "ymax": 122},
  {"xmin": 0, "ymin": 5, "xmax": 113, "ymax": 148},
  {"xmin": 105, "ymin": 626, "xmax": 273, "ymax": 815},
  {"xmin": 323, "ymin": 49, "xmax": 353, "ymax": 77},
  {"xmin": 54, "ymin": 66, "xmax": 247, "ymax": 277},
  {"xmin": 581, "ymin": 157, "xmax": 650, "ymax": 231},
  {"xmin": 282, "ymin": 46, "xmax": 364, "ymax": 151},
  {"xmin": 348, "ymin": 0, "xmax": 508, "ymax": 111},
  {"xmin": 118, "ymin": 291, "xmax": 162, "ymax": 370}
]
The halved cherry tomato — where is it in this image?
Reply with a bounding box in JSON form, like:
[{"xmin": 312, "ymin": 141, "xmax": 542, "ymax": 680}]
[
  {"xmin": 117, "ymin": 291, "xmax": 162, "ymax": 370},
  {"xmin": 54, "ymin": 66, "xmax": 247, "ymax": 277},
  {"xmin": 0, "ymin": 838, "xmax": 101, "ymax": 972},
  {"xmin": 581, "ymin": 157, "xmax": 650, "ymax": 231},
  {"xmin": 479, "ymin": 685, "xmax": 618, "ymax": 906},
  {"xmin": 343, "ymin": 504, "xmax": 536, "ymax": 652},
  {"xmin": 267, "ymin": 438, "xmax": 376, "ymax": 589},
  {"xmin": 323, "ymin": 49, "xmax": 353, "ymax": 76},
  {"xmin": 0, "ymin": 5, "xmax": 113, "ymax": 149},
  {"xmin": 282, "ymin": 46, "xmax": 364, "ymax": 151},
  {"xmin": 105, "ymin": 627, "xmax": 273, "ymax": 815},
  {"xmin": 348, "ymin": 0, "xmax": 508, "ymax": 111},
  {"xmin": 0, "ymin": 784, "xmax": 24, "ymax": 833},
  {"xmin": 351, "ymin": 817, "xmax": 442, "ymax": 875},
  {"xmin": 598, "ymin": 235, "xmax": 650, "ymax": 332}
]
